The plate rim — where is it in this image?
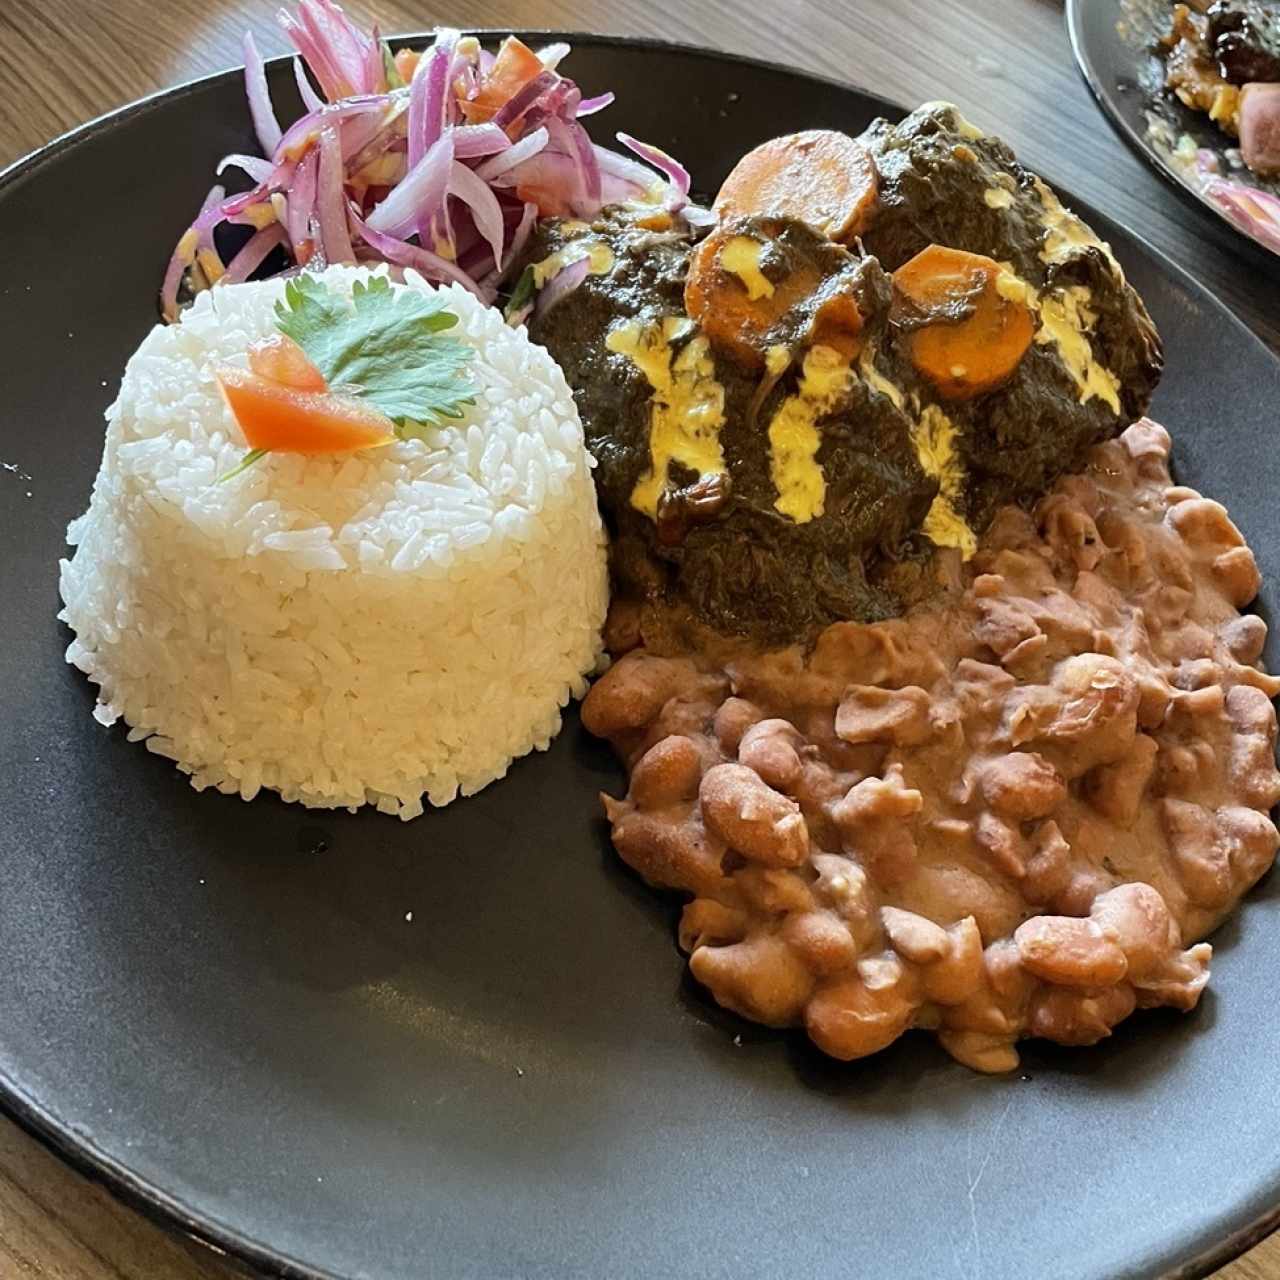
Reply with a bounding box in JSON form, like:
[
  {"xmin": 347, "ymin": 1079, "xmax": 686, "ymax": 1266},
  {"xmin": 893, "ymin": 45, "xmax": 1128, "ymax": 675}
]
[
  {"xmin": 2, "ymin": 28, "xmax": 1279, "ymax": 1280},
  {"xmin": 1064, "ymin": 0, "xmax": 1280, "ymax": 263}
]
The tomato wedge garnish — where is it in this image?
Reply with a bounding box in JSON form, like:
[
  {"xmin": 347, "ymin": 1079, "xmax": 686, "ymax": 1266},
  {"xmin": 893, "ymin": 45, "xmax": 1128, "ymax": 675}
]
[
  {"xmin": 216, "ymin": 367, "xmax": 395, "ymax": 455},
  {"xmin": 247, "ymin": 333, "xmax": 328, "ymax": 391},
  {"xmin": 460, "ymin": 36, "xmax": 545, "ymax": 126}
]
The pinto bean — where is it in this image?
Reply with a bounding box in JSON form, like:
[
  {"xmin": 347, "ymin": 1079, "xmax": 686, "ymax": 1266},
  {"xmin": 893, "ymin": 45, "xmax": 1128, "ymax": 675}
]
[
  {"xmin": 1022, "ymin": 820, "xmax": 1073, "ymax": 905},
  {"xmin": 630, "ymin": 735, "xmax": 704, "ymax": 809},
  {"xmin": 1166, "ymin": 496, "xmax": 1243, "ymax": 552},
  {"xmin": 1013, "ymin": 914, "xmax": 1128, "ymax": 987},
  {"xmin": 1220, "ymin": 614, "xmax": 1268, "ymax": 664},
  {"xmin": 714, "ymin": 697, "xmax": 764, "ymax": 755},
  {"xmin": 834, "ymin": 685, "xmax": 932, "ymax": 746},
  {"xmin": 881, "ymin": 906, "xmax": 948, "ymax": 964},
  {"xmin": 690, "ymin": 934, "xmax": 815, "ymax": 1027},
  {"xmin": 1028, "ymin": 983, "xmax": 1137, "ymax": 1046},
  {"xmin": 1040, "ymin": 653, "xmax": 1139, "ymax": 769},
  {"xmin": 735, "ymin": 866, "xmax": 815, "ymax": 915},
  {"xmin": 811, "ymin": 853, "xmax": 879, "ymax": 948},
  {"xmin": 974, "ymin": 812, "xmax": 1027, "ymax": 879},
  {"xmin": 805, "ymin": 967, "xmax": 920, "ymax": 1060},
  {"xmin": 921, "ymin": 916, "xmax": 984, "ymax": 1006},
  {"xmin": 1088, "ymin": 883, "xmax": 1175, "ymax": 978},
  {"xmin": 1160, "ymin": 798, "xmax": 1233, "ymax": 909},
  {"xmin": 738, "ymin": 719, "xmax": 806, "ymax": 792},
  {"xmin": 782, "ymin": 909, "xmax": 860, "ymax": 976},
  {"xmin": 1217, "ymin": 806, "xmax": 1280, "ymax": 889},
  {"xmin": 1040, "ymin": 495, "xmax": 1104, "ymax": 572},
  {"xmin": 1214, "ymin": 547, "xmax": 1261, "ymax": 608},
  {"xmin": 606, "ymin": 802, "xmax": 727, "ymax": 896},
  {"xmin": 582, "ymin": 654, "xmax": 692, "ymax": 738},
  {"xmin": 980, "ymin": 751, "xmax": 1066, "ymax": 820},
  {"xmin": 678, "ymin": 898, "xmax": 750, "ymax": 952},
  {"xmin": 829, "ymin": 765, "xmax": 922, "ymax": 883},
  {"xmin": 1050, "ymin": 867, "xmax": 1116, "ymax": 918},
  {"xmin": 1131, "ymin": 942, "xmax": 1211, "ymax": 1011},
  {"xmin": 937, "ymin": 1029, "xmax": 1020, "ymax": 1074},
  {"xmin": 1083, "ymin": 734, "xmax": 1158, "ymax": 827},
  {"xmin": 699, "ymin": 763, "xmax": 809, "ymax": 867}
]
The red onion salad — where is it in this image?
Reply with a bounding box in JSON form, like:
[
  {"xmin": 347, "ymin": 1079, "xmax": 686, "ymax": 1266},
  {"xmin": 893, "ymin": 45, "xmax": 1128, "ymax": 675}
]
[{"xmin": 160, "ymin": 0, "xmax": 705, "ymax": 322}]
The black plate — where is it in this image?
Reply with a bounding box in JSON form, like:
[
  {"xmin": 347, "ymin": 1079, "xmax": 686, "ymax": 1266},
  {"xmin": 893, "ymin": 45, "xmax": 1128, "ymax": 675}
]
[
  {"xmin": 3, "ymin": 33, "xmax": 1280, "ymax": 1280},
  {"xmin": 1067, "ymin": 0, "xmax": 1280, "ymax": 261}
]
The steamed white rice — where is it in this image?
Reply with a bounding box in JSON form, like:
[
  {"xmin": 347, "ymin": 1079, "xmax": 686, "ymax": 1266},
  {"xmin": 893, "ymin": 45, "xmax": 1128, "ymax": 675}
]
[{"xmin": 59, "ymin": 265, "xmax": 609, "ymax": 818}]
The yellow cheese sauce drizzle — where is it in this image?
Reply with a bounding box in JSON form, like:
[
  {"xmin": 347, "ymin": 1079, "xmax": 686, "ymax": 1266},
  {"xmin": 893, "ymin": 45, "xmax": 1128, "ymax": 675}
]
[
  {"xmin": 995, "ymin": 266, "xmax": 1122, "ymax": 415},
  {"xmin": 607, "ymin": 317, "xmax": 727, "ymax": 519},
  {"xmin": 911, "ymin": 404, "xmax": 977, "ymax": 558},
  {"xmin": 720, "ymin": 236, "xmax": 775, "ymax": 300},
  {"xmin": 532, "ymin": 239, "xmax": 616, "ymax": 288},
  {"xmin": 767, "ymin": 344, "xmax": 852, "ymax": 523}
]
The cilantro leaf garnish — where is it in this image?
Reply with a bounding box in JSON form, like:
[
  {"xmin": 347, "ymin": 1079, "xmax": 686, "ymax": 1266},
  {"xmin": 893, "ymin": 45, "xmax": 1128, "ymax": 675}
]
[{"xmin": 274, "ymin": 275, "xmax": 476, "ymax": 436}]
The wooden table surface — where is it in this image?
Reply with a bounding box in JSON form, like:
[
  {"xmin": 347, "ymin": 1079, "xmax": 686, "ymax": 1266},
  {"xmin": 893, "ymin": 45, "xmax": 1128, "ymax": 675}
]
[{"xmin": 0, "ymin": 1, "xmax": 1276, "ymax": 1276}]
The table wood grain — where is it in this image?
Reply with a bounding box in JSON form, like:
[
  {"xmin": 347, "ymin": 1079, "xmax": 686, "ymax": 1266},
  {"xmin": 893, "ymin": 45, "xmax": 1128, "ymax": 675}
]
[{"xmin": 0, "ymin": 1, "xmax": 1276, "ymax": 1276}]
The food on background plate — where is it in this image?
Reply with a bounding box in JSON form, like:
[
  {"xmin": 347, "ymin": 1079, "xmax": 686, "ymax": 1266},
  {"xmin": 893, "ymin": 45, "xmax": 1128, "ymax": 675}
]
[
  {"xmin": 1154, "ymin": 0, "xmax": 1280, "ymax": 250},
  {"xmin": 60, "ymin": 266, "xmax": 607, "ymax": 817},
  {"xmin": 59, "ymin": 2, "xmax": 1278, "ymax": 1071},
  {"xmin": 1161, "ymin": 0, "xmax": 1280, "ymax": 175}
]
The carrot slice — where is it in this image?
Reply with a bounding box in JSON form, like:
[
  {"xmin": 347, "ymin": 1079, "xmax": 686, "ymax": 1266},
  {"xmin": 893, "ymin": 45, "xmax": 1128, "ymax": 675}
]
[
  {"xmin": 685, "ymin": 225, "xmax": 811, "ymax": 366},
  {"xmin": 892, "ymin": 245, "xmax": 1034, "ymax": 400},
  {"xmin": 712, "ymin": 130, "xmax": 879, "ymax": 243},
  {"xmin": 460, "ymin": 36, "xmax": 545, "ymax": 126},
  {"xmin": 216, "ymin": 367, "xmax": 396, "ymax": 455},
  {"xmin": 684, "ymin": 223, "xmax": 863, "ymax": 368},
  {"xmin": 247, "ymin": 334, "xmax": 328, "ymax": 392}
]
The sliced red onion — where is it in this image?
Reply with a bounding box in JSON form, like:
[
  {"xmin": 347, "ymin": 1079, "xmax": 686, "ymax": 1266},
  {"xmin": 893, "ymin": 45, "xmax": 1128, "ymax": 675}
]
[
  {"xmin": 681, "ymin": 202, "xmax": 718, "ymax": 227},
  {"xmin": 474, "ymin": 125, "xmax": 549, "ymax": 181},
  {"xmin": 544, "ymin": 118, "xmax": 600, "ymax": 215},
  {"xmin": 1203, "ymin": 177, "xmax": 1280, "ymax": 254},
  {"xmin": 409, "ymin": 29, "xmax": 456, "ymax": 168},
  {"xmin": 452, "ymin": 123, "xmax": 511, "ymax": 158},
  {"xmin": 567, "ymin": 119, "xmax": 602, "ymax": 209},
  {"xmin": 298, "ymin": 0, "xmax": 377, "ymax": 98},
  {"xmin": 221, "ymin": 224, "xmax": 288, "ymax": 284},
  {"xmin": 349, "ymin": 206, "xmax": 484, "ymax": 295},
  {"xmin": 491, "ymin": 70, "xmax": 558, "ymax": 131},
  {"xmin": 278, "ymin": 10, "xmax": 341, "ymax": 101},
  {"xmin": 217, "ymin": 152, "xmax": 275, "ymax": 183},
  {"xmin": 293, "ymin": 56, "xmax": 325, "ymax": 113},
  {"xmin": 576, "ymin": 91, "xmax": 614, "ymax": 117},
  {"xmin": 159, "ymin": 184, "xmax": 226, "ymax": 320},
  {"xmin": 593, "ymin": 143, "xmax": 665, "ymax": 197},
  {"xmin": 242, "ymin": 31, "xmax": 283, "ymax": 155},
  {"xmin": 273, "ymin": 97, "xmax": 388, "ymax": 162},
  {"xmin": 537, "ymin": 41, "xmax": 571, "ymax": 70},
  {"xmin": 366, "ymin": 22, "xmax": 387, "ymax": 96},
  {"xmin": 286, "ymin": 147, "xmax": 319, "ymax": 253},
  {"xmin": 497, "ymin": 201, "xmax": 538, "ymax": 282},
  {"xmin": 534, "ymin": 254, "xmax": 590, "ymax": 318},
  {"xmin": 317, "ymin": 124, "xmax": 355, "ymax": 262},
  {"xmin": 450, "ymin": 162, "xmax": 506, "ymax": 269},
  {"xmin": 365, "ymin": 131, "xmax": 453, "ymax": 238},
  {"xmin": 617, "ymin": 131, "xmax": 691, "ymax": 210}
]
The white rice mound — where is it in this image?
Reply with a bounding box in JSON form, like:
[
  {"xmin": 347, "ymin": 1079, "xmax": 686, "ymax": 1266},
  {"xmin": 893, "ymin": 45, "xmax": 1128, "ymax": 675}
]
[{"xmin": 59, "ymin": 265, "xmax": 609, "ymax": 819}]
